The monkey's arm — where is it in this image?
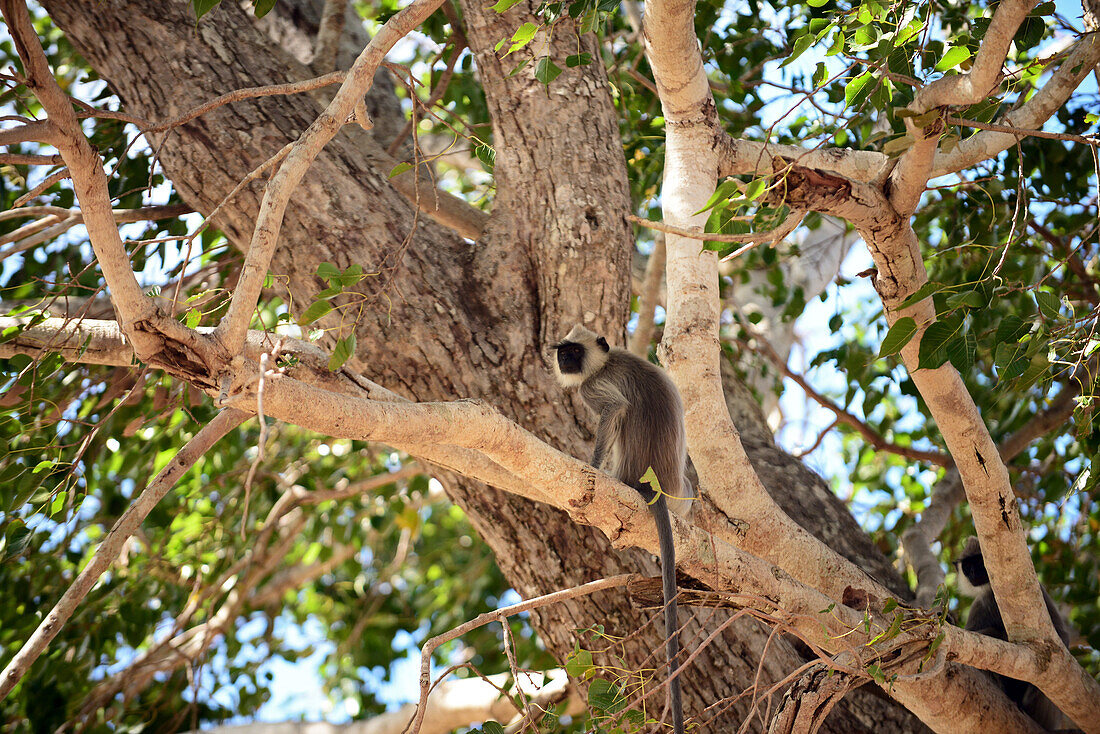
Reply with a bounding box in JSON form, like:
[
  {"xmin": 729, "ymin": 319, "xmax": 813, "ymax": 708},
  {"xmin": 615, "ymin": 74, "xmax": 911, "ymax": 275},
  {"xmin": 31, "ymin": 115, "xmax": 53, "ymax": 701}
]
[{"xmin": 591, "ymin": 405, "xmax": 626, "ymax": 471}]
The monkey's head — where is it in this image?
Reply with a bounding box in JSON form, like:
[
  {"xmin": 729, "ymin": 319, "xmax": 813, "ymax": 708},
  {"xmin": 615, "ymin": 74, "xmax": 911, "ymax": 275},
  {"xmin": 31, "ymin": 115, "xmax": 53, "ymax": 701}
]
[
  {"xmin": 552, "ymin": 324, "xmax": 610, "ymax": 387},
  {"xmin": 955, "ymin": 536, "xmax": 990, "ymax": 597}
]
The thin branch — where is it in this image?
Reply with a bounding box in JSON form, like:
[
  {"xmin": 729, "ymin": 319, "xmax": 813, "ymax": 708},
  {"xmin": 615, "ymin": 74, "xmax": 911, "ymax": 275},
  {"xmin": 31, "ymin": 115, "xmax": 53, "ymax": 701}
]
[
  {"xmin": 947, "ymin": 114, "xmax": 1100, "ymax": 147},
  {"xmin": 626, "ymin": 212, "xmax": 792, "ymax": 245},
  {"xmin": 12, "ymin": 167, "xmax": 69, "ymax": 207},
  {"xmin": 0, "ymin": 204, "xmax": 191, "ymax": 259},
  {"xmin": 212, "ymin": 0, "xmax": 448, "ymax": 355},
  {"xmin": 0, "ymin": 408, "xmax": 249, "ymax": 701},
  {"xmin": 0, "ymin": 152, "xmax": 62, "ymax": 165},
  {"xmin": 75, "ymin": 73, "xmax": 347, "ymax": 134},
  {"xmin": 409, "ymin": 576, "xmax": 638, "ymax": 734},
  {"xmin": 732, "ymin": 329, "xmax": 951, "ymax": 467}
]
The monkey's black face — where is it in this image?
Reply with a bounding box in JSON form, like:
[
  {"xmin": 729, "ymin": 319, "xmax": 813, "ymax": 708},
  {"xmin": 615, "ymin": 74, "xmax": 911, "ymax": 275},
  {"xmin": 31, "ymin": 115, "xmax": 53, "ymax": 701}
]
[
  {"xmin": 554, "ymin": 341, "xmax": 585, "ymax": 375},
  {"xmin": 958, "ymin": 554, "xmax": 989, "ymax": 586}
]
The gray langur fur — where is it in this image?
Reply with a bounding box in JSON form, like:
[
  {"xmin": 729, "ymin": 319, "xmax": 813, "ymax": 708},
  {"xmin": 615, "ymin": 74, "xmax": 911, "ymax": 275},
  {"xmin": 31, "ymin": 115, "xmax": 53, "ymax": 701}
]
[
  {"xmin": 957, "ymin": 536, "xmax": 1074, "ymax": 731},
  {"xmin": 552, "ymin": 323, "xmax": 695, "ymax": 734}
]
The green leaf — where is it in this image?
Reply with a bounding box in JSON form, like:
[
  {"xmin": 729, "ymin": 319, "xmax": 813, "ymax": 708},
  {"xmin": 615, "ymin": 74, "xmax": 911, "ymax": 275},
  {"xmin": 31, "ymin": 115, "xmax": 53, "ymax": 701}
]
[
  {"xmin": 32, "ymin": 460, "xmax": 55, "ymax": 474},
  {"xmin": 879, "ymin": 317, "xmax": 918, "ymax": 357},
  {"xmin": 844, "ymin": 71, "xmax": 874, "ymax": 108},
  {"xmin": 566, "ymin": 648, "xmax": 594, "ymax": 678},
  {"xmin": 491, "ymin": 0, "xmax": 524, "ymax": 11},
  {"xmin": 781, "ymin": 33, "xmax": 816, "ymax": 68},
  {"xmin": 744, "ymin": 178, "xmax": 767, "ymax": 201},
  {"xmin": 898, "ymin": 281, "xmax": 945, "ymax": 309},
  {"xmin": 298, "ymin": 300, "xmax": 333, "ymax": 326},
  {"xmin": 945, "ymin": 290, "xmax": 985, "ymax": 309},
  {"xmin": 184, "ymin": 309, "xmax": 201, "ymax": 328},
  {"xmin": 935, "ymin": 46, "xmax": 972, "ymax": 72},
  {"xmin": 51, "ymin": 491, "xmax": 66, "ymax": 516},
  {"xmin": 481, "ymin": 723, "xmax": 505, "ymax": 734},
  {"xmin": 995, "ymin": 314, "xmax": 1030, "ymax": 344},
  {"xmin": 328, "ymin": 335, "xmax": 356, "ymax": 371},
  {"xmin": 917, "ymin": 320, "xmax": 959, "ymax": 370},
  {"xmin": 695, "ymin": 179, "xmax": 742, "ymax": 215},
  {"xmin": 566, "ymin": 52, "xmax": 593, "ymax": 68},
  {"xmin": 579, "ymin": 5, "xmax": 599, "ymax": 33},
  {"xmin": 475, "ymin": 143, "xmax": 496, "ymax": 172},
  {"xmin": 882, "ymin": 135, "xmax": 914, "ymax": 157},
  {"xmin": 826, "ymin": 31, "xmax": 845, "ymax": 56},
  {"xmin": 587, "ymin": 679, "xmax": 626, "ymax": 713},
  {"xmin": 534, "ymin": 56, "xmax": 563, "ymax": 85},
  {"xmin": 192, "ymin": 0, "xmax": 221, "ymax": 20},
  {"xmin": 317, "ymin": 262, "xmax": 342, "ymax": 282},
  {"xmin": 506, "ymin": 22, "xmax": 539, "ymax": 55},
  {"xmin": 251, "ymin": 0, "xmax": 276, "ymax": 17},
  {"xmin": 388, "ymin": 161, "xmax": 413, "ymax": 178},
  {"xmin": 1034, "ymin": 290, "xmax": 1060, "ymax": 320},
  {"xmin": 807, "ymin": 0, "xmax": 829, "ymax": 7},
  {"xmin": 945, "ymin": 328, "xmax": 976, "ymax": 373}
]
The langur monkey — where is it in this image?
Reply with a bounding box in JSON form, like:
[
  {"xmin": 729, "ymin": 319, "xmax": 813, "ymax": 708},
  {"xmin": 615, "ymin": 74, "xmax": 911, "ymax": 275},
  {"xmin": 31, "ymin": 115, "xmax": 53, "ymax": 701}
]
[
  {"xmin": 957, "ymin": 536, "xmax": 1074, "ymax": 731},
  {"xmin": 552, "ymin": 324, "xmax": 695, "ymax": 734}
]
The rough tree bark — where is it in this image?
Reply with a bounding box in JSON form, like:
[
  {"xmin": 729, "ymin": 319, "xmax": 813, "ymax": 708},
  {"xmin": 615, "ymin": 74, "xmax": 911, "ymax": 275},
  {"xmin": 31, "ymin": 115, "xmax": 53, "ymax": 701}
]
[{"xmin": 39, "ymin": 0, "xmax": 924, "ymax": 729}]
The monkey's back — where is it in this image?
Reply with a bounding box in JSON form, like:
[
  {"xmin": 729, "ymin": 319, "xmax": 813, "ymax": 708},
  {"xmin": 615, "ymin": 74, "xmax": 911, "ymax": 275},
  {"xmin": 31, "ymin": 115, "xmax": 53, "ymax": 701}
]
[{"xmin": 581, "ymin": 349, "xmax": 687, "ymax": 498}]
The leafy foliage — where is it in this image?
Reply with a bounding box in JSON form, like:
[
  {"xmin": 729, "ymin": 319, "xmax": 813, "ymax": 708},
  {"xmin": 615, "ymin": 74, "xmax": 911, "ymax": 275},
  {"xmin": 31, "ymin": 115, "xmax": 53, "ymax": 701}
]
[{"xmin": 0, "ymin": 0, "xmax": 1098, "ymax": 727}]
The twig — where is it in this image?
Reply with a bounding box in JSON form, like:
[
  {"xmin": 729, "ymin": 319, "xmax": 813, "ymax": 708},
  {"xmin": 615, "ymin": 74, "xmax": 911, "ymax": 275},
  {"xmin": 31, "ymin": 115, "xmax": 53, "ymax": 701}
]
[
  {"xmin": 732, "ymin": 327, "xmax": 952, "ymax": 467},
  {"xmin": 946, "ymin": 115, "xmax": 1099, "ymax": 147},
  {"xmin": 407, "ymin": 575, "xmax": 638, "ymax": 734},
  {"xmin": 0, "ymin": 152, "xmax": 62, "ymax": 165},
  {"xmin": 241, "ymin": 352, "xmax": 273, "ymax": 538},
  {"xmin": 0, "ymin": 408, "xmax": 249, "ymax": 701},
  {"xmin": 12, "ymin": 167, "xmax": 69, "ymax": 207},
  {"xmin": 387, "ymin": 38, "xmax": 466, "ymax": 157}
]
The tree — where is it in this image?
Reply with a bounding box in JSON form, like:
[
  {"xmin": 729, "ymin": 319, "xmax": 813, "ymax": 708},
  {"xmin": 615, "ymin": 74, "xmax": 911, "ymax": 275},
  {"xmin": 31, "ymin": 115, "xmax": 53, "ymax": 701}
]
[{"xmin": 0, "ymin": 0, "xmax": 1098, "ymax": 730}]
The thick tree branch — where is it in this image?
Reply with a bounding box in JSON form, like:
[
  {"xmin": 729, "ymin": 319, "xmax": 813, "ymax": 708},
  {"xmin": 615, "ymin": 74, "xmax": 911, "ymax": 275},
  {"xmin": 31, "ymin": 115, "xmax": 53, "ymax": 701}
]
[
  {"xmin": 905, "ymin": 366, "xmax": 1086, "ymax": 607},
  {"xmin": 714, "ymin": 132, "xmax": 890, "ymax": 183},
  {"xmin": 913, "ymin": 0, "xmax": 1039, "ymax": 113},
  {"xmin": 0, "ymin": 119, "xmax": 57, "ymax": 146},
  {"xmin": 932, "ymin": 32, "xmax": 1100, "ymax": 176},
  {"xmin": 777, "ymin": 161, "xmax": 1100, "ymax": 731}
]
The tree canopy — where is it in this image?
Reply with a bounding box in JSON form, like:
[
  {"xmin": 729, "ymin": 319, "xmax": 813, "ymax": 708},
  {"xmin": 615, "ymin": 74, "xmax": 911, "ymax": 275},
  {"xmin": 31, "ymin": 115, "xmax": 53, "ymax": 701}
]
[{"xmin": 0, "ymin": 0, "xmax": 1098, "ymax": 731}]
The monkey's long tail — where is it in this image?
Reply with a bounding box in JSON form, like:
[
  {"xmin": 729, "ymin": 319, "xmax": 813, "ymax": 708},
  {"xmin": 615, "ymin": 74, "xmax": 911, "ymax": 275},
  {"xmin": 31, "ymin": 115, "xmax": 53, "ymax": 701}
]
[{"xmin": 649, "ymin": 497, "xmax": 684, "ymax": 734}]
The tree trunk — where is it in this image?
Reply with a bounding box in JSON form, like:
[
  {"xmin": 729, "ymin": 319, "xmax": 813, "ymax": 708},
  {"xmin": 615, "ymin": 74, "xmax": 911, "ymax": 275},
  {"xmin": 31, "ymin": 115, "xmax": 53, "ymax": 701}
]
[{"xmin": 41, "ymin": 1, "xmax": 924, "ymax": 729}]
